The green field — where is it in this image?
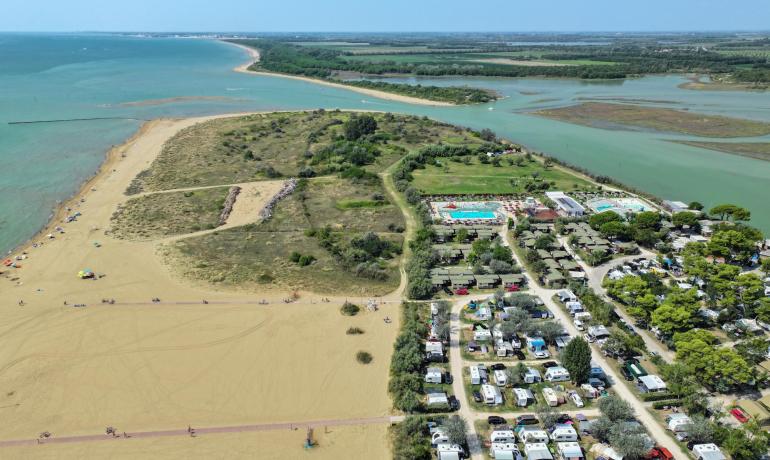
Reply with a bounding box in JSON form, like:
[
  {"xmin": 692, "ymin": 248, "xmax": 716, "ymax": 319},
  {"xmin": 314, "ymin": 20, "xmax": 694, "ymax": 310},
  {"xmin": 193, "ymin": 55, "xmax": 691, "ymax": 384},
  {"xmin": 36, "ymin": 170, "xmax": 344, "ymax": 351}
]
[
  {"xmin": 410, "ymin": 155, "xmax": 595, "ymax": 195},
  {"xmin": 109, "ymin": 187, "xmax": 229, "ymax": 240}
]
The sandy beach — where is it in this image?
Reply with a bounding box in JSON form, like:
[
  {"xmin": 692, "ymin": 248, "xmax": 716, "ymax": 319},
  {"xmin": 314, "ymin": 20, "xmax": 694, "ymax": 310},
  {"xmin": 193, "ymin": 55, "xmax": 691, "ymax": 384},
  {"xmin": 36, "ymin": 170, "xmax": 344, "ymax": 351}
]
[
  {"xmin": 226, "ymin": 40, "xmax": 455, "ymax": 107},
  {"xmin": 0, "ymin": 113, "xmax": 398, "ymax": 458}
]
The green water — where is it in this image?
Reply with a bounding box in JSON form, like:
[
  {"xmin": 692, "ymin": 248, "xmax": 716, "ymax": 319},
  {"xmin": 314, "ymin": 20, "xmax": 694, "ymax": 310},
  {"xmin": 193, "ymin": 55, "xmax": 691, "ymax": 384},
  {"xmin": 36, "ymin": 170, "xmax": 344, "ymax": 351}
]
[{"xmin": 2, "ymin": 33, "xmax": 770, "ymax": 253}]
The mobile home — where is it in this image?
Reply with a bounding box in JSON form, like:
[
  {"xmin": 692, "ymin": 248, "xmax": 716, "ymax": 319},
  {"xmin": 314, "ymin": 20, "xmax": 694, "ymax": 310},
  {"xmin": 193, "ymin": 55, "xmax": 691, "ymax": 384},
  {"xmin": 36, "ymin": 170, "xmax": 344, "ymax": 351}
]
[{"xmin": 481, "ymin": 384, "xmax": 504, "ymax": 406}]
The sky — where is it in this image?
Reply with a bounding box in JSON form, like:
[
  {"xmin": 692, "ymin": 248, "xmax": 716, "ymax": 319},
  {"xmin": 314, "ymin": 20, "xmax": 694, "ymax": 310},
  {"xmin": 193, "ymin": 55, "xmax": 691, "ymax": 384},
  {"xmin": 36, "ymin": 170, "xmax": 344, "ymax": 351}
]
[{"xmin": 2, "ymin": 0, "xmax": 769, "ymax": 32}]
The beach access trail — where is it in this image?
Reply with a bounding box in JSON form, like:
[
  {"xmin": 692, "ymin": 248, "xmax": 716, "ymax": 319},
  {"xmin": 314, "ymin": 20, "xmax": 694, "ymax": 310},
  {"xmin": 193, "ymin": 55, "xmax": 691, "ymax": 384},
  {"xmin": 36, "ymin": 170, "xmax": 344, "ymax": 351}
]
[{"xmin": 0, "ymin": 114, "xmax": 400, "ymax": 459}]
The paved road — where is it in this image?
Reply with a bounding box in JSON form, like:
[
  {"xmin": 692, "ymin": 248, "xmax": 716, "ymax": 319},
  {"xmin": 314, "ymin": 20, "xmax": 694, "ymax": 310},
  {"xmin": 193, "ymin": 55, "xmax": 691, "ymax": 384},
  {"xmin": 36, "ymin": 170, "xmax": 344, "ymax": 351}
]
[
  {"xmin": 0, "ymin": 416, "xmax": 403, "ymax": 448},
  {"xmin": 502, "ymin": 229, "xmax": 681, "ymax": 454}
]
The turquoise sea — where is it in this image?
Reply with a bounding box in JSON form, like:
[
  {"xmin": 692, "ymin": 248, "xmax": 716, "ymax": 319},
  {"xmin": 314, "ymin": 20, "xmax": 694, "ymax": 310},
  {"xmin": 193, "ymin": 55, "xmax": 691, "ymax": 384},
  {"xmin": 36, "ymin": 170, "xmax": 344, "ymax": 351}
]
[{"xmin": 3, "ymin": 33, "xmax": 770, "ymax": 253}]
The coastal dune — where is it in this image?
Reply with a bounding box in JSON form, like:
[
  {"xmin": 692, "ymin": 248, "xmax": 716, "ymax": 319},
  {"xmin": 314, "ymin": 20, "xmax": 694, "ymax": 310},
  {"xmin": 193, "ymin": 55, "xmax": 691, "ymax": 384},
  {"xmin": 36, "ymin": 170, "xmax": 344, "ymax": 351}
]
[{"xmin": 0, "ymin": 114, "xmax": 397, "ymax": 458}]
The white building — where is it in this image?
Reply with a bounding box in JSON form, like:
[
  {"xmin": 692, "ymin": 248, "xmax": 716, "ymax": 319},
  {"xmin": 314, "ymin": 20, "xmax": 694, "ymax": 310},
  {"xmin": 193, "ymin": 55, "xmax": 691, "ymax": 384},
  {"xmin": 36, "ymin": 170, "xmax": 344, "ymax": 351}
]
[{"xmin": 546, "ymin": 191, "xmax": 585, "ymax": 217}]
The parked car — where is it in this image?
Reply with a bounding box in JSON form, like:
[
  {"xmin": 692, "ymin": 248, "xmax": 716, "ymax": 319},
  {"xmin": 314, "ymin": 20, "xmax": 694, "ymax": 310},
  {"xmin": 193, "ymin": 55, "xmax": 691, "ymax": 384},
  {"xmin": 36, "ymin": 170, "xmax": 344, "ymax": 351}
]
[
  {"xmin": 515, "ymin": 415, "xmax": 539, "ymax": 426},
  {"xmin": 514, "ymin": 351, "xmax": 526, "ymax": 360},
  {"xmin": 533, "ymin": 350, "xmax": 550, "ymax": 359},
  {"xmin": 472, "ymin": 391, "xmax": 482, "ymax": 403},
  {"xmin": 542, "ymin": 361, "xmax": 559, "ymax": 368},
  {"xmin": 588, "ymin": 378, "xmax": 605, "ymax": 388},
  {"xmin": 645, "ymin": 447, "xmax": 674, "ymax": 460},
  {"xmin": 487, "ymin": 416, "xmax": 507, "ymax": 426},
  {"xmin": 731, "ymin": 407, "xmax": 749, "ymax": 424},
  {"xmin": 570, "ymin": 393, "xmax": 584, "ymax": 408},
  {"xmin": 555, "ymin": 414, "xmax": 572, "ymax": 424},
  {"xmin": 574, "ymin": 319, "xmax": 585, "ymax": 331},
  {"xmin": 490, "ymin": 363, "xmax": 506, "ymax": 371}
]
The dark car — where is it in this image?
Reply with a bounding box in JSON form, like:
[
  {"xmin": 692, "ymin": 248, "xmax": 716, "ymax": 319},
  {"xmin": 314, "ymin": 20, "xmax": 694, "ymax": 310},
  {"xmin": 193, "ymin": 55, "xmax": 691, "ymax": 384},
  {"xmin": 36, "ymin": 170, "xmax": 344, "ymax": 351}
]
[
  {"xmin": 443, "ymin": 373, "xmax": 454, "ymax": 384},
  {"xmin": 555, "ymin": 414, "xmax": 572, "ymax": 424},
  {"xmin": 542, "ymin": 361, "xmax": 559, "ymax": 368},
  {"xmin": 473, "ymin": 391, "xmax": 483, "ymax": 403},
  {"xmin": 514, "ymin": 351, "xmax": 526, "ymax": 361},
  {"xmin": 448, "ymin": 395, "xmax": 459, "ymax": 410},
  {"xmin": 487, "ymin": 416, "xmax": 507, "ymax": 426},
  {"xmin": 490, "ymin": 363, "xmax": 506, "ymax": 371},
  {"xmin": 620, "ymin": 366, "xmax": 634, "ymax": 381},
  {"xmin": 515, "ymin": 415, "xmax": 539, "ymax": 426}
]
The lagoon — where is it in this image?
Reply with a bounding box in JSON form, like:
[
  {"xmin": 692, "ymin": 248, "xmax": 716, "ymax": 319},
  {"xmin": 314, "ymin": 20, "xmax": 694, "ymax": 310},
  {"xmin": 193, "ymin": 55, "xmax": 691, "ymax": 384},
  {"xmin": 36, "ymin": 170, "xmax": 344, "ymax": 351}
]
[{"xmin": 2, "ymin": 33, "xmax": 770, "ymax": 253}]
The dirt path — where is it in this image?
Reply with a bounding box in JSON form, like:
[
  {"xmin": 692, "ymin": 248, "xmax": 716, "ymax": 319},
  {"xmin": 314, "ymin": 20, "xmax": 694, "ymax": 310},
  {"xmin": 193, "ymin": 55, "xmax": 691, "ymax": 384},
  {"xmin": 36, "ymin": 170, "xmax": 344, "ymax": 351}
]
[
  {"xmin": 380, "ymin": 164, "xmax": 417, "ymax": 302},
  {"xmin": 156, "ymin": 179, "xmax": 285, "ymax": 244},
  {"xmin": 0, "ymin": 415, "xmax": 402, "ymax": 448}
]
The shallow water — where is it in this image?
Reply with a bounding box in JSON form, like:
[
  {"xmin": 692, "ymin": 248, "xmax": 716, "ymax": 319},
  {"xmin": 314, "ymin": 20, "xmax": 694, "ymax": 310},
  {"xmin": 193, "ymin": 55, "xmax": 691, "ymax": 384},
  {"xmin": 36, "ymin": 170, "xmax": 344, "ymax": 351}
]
[{"xmin": 2, "ymin": 33, "xmax": 770, "ymax": 253}]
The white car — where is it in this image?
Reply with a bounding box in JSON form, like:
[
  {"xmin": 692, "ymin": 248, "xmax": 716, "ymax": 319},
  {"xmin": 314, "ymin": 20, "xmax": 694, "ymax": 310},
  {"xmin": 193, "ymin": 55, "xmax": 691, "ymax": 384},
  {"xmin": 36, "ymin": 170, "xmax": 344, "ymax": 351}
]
[
  {"xmin": 574, "ymin": 319, "xmax": 585, "ymax": 331},
  {"xmin": 570, "ymin": 393, "xmax": 584, "ymax": 408},
  {"xmin": 533, "ymin": 349, "xmax": 550, "ymax": 359}
]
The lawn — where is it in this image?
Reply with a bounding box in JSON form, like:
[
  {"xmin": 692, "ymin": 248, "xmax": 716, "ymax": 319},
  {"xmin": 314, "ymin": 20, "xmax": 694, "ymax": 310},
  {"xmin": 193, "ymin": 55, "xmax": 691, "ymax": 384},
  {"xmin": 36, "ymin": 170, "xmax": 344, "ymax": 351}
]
[
  {"xmin": 410, "ymin": 155, "xmax": 595, "ymax": 195},
  {"xmin": 109, "ymin": 187, "xmax": 229, "ymax": 240}
]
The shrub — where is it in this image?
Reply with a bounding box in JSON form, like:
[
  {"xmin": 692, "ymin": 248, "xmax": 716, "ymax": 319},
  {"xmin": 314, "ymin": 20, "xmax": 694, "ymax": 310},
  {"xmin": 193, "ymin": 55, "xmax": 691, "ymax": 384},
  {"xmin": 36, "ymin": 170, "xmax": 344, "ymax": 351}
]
[
  {"xmin": 346, "ymin": 327, "xmax": 365, "ymax": 335},
  {"xmin": 341, "ymin": 301, "xmax": 361, "ymax": 316},
  {"xmin": 652, "ymin": 400, "xmax": 684, "ymax": 409},
  {"xmin": 356, "ymin": 351, "xmax": 373, "ymax": 364}
]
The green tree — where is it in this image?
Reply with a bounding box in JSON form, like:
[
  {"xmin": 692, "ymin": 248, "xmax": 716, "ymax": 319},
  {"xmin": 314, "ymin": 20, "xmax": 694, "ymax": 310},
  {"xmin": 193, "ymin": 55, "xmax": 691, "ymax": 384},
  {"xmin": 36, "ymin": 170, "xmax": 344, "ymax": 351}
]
[
  {"xmin": 589, "ymin": 211, "xmax": 623, "ymax": 230},
  {"xmin": 709, "ymin": 203, "xmax": 751, "ymax": 221},
  {"xmin": 444, "ymin": 415, "xmax": 468, "ymax": 446},
  {"xmin": 633, "ymin": 211, "xmax": 662, "ymax": 230},
  {"xmin": 598, "ymin": 395, "xmax": 635, "ymax": 422},
  {"xmin": 688, "ymin": 201, "xmax": 704, "ymax": 211},
  {"xmin": 672, "ymin": 211, "xmax": 700, "ymax": 228},
  {"xmin": 561, "ymin": 337, "xmax": 592, "ymax": 384},
  {"xmin": 651, "ymin": 304, "xmax": 692, "ymax": 335},
  {"xmin": 343, "ymin": 114, "xmax": 377, "ymax": 140},
  {"xmin": 600, "ymin": 221, "xmax": 631, "ymax": 240},
  {"xmin": 537, "ymin": 404, "xmax": 560, "ymax": 429}
]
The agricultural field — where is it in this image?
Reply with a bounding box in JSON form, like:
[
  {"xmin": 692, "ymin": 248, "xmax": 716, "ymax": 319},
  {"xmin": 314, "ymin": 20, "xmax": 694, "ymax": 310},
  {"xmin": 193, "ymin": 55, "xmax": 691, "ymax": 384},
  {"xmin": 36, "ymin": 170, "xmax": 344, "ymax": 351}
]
[
  {"xmin": 109, "ymin": 187, "xmax": 229, "ymax": 240},
  {"xmin": 534, "ymin": 102, "xmax": 770, "ymax": 138},
  {"xmin": 410, "ymin": 155, "xmax": 595, "ymax": 195}
]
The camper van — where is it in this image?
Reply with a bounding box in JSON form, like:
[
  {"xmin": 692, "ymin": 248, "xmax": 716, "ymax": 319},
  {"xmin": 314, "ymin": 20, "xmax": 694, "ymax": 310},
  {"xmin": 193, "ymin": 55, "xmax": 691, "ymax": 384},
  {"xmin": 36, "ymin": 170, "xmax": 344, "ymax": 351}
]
[
  {"xmin": 481, "ymin": 384, "xmax": 504, "ymax": 406},
  {"xmin": 550, "ymin": 424, "xmax": 578, "ymax": 442},
  {"xmin": 542, "ymin": 387, "xmax": 559, "ymax": 407},
  {"xmin": 512, "ymin": 388, "xmax": 534, "ymax": 407},
  {"xmin": 494, "ymin": 369, "xmax": 508, "ymax": 387}
]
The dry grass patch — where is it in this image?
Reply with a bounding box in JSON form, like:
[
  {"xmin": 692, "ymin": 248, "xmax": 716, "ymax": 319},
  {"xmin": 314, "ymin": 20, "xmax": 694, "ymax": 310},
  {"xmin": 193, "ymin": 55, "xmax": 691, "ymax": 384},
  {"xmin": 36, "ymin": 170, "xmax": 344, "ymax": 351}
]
[
  {"xmin": 534, "ymin": 102, "xmax": 770, "ymax": 138},
  {"xmin": 109, "ymin": 187, "xmax": 229, "ymax": 240}
]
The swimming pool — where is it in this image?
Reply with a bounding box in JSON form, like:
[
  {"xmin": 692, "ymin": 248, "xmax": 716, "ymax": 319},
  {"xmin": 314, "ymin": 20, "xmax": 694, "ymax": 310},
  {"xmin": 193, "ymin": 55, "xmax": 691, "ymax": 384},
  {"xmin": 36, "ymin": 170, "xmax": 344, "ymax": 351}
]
[{"xmin": 449, "ymin": 210, "xmax": 497, "ymax": 219}]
